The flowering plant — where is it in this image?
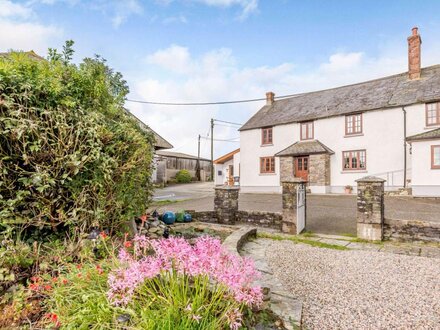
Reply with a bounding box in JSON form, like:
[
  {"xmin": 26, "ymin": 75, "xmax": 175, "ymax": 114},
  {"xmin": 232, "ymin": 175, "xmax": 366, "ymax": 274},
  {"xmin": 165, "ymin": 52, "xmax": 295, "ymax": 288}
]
[{"xmin": 108, "ymin": 235, "xmax": 263, "ymax": 329}]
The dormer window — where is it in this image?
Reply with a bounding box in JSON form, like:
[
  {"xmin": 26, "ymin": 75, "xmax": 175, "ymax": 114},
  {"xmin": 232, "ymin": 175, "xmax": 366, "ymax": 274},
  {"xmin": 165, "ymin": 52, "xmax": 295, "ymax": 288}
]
[
  {"xmin": 300, "ymin": 121, "xmax": 314, "ymax": 140},
  {"xmin": 262, "ymin": 127, "xmax": 273, "ymax": 145},
  {"xmin": 345, "ymin": 113, "xmax": 363, "ymax": 135},
  {"xmin": 426, "ymin": 102, "xmax": 440, "ymax": 126}
]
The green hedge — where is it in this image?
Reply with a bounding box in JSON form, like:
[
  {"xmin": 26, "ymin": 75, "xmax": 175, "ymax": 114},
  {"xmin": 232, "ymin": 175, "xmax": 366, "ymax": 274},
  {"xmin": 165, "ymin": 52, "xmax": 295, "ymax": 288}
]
[
  {"xmin": 175, "ymin": 170, "xmax": 192, "ymax": 183},
  {"xmin": 0, "ymin": 42, "xmax": 155, "ymax": 238}
]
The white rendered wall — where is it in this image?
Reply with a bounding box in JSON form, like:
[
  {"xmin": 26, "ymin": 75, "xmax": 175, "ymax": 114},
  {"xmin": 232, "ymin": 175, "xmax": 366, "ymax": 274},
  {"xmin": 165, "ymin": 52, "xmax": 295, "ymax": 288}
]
[
  {"xmin": 214, "ymin": 159, "xmax": 233, "ymax": 185},
  {"xmin": 411, "ymin": 140, "xmax": 440, "ymax": 196},
  {"xmin": 240, "ymin": 103, "xmax": 439, "ymax": 194}
]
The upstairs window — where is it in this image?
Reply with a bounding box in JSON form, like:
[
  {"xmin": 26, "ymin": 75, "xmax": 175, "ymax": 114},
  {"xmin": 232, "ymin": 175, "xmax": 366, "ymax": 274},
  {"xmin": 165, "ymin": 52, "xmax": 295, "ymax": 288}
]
[
  {"xmin": 261, "ymin": 127, "xmax": 273, "ymax": 145},
  {"xmin": 260, "ymin": 157, "xmax": 275, "ymax": 173},
  {"xmin": 432, "ymin": 146, "xmax": 440, "ymax": 169},
  {"xmin": 426, "ymin": 102, "xmax": 440, "ymax": 126},
  {"xmin": 343, "ymin": 150, "xmax": 366, "ymax": 171},
  {"xmin": 345, "ymin": 113, "xmax": 363, "ymax": 135},
  {"xmin": 300, "ymin": 121, "xmax": 314, "ymax": 140}
]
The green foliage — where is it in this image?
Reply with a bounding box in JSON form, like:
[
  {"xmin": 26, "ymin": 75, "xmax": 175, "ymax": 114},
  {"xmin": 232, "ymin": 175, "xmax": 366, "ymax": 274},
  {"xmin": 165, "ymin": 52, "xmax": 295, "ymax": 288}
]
[
  {"xmin": 0, "ymin": 41, "xmax": 155, "ymax": 238},
  {"xmin": 175, "ymin": 170, "xmax": 192, "ymax": 183}
]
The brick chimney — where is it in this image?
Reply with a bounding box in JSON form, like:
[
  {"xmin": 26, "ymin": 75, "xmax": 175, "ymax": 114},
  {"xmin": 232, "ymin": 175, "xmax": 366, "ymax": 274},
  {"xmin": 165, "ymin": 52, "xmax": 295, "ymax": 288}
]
[
  {"xmin": 408, "ymin": 27, "xmax": 422, "ymax": 80},
  {"xmin": 266, "ymin": 91, "xmax": 275, "ymax": 106}
]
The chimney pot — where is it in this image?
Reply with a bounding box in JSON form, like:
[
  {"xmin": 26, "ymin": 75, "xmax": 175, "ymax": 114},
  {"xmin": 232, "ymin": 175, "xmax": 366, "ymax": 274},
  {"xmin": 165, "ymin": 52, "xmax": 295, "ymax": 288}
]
[
  {"xmin": 408, "ymin": 27, "xmax": 422, "ymax": 80},
  {"xmin": 266, "ymin": 92, "xmax": 275, "ymax": 106}
]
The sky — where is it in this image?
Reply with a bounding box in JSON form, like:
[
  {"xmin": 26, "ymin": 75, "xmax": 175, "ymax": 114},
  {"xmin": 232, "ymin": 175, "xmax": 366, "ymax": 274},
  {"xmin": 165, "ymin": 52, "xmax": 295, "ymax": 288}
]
[{"xmin": 1, "ymin": 0, "xmax": 440, "ymax": 159}]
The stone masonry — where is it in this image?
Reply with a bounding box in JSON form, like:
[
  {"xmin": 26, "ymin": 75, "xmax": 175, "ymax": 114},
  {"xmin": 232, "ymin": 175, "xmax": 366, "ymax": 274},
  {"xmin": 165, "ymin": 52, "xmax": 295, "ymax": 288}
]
[
  {"xmin": 280, "ymin": 156, "xmax": 295, "ymax": 182},
  {"xmin": 308, "ymin": 153, "xmax": 331, "ymax": 186},
  {"xmin": 356, "ymin": 176, "xmax": 386, "ymax": 241},
  {"xmin": 214, "ymin": 186, "xmax": 239, "ymax": 224},
  {"xmin": 281, "ymin": 179, "xmax": 306, "ymax": 234}
]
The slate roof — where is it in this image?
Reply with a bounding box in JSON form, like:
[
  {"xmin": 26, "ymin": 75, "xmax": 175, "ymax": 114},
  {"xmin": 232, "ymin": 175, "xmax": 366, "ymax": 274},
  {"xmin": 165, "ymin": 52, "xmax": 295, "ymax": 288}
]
[
  {"xmin": 275, "ymin": 140, "xmax": 334, "ymax": 157},
  {"xmin": 240, "ymin": 65, "xmax": 440, "ymax": 131},
  {"xmin": 125, "ymin": 110, "xmax": 173, "ymax": 150},
  {"xmin": 156, "ymin": 150, "xmax": 210, "ymax": 162},
  {"xmin": 406, "ymin": 128, "xmax": 440, "ymax": 142}
]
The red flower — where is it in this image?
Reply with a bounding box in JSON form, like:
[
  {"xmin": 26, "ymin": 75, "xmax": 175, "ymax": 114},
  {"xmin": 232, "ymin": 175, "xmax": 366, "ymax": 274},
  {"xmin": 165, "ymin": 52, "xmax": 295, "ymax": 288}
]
[
  {"xmin": 62, "ymin": 279, "xmax": 68, "ymax": 285},
  {"xmin": 29, "ymin": 283, "xmax": 39, "ymax": 291},
  {"xmin": 31, "ymin": 276, "xmax": 40, "ymax": 283},
  {"xmin": 96, "ymin": 265, "xmax": 104, "ymax": 275},
  {"xmin": 77, "ymin": 273, "xmax": 82, "ymax": 278},
  {"xmin": 100, "ymin": 231, "xmax": 107, "ymax": 239},
  {"xmin": 45, "ymin": 313, "xmax": 60, "ymax": 326},
  {"xmin": 124, "ymin": 241, "xmax": 132, "ymax": 248},
  {"xmin": 44, "ymin": 284, "xmax": 52, "ymax": 291},
  {"xmin": 140, "ymin": 214, "xmax": 147, "ymax": 222},
  {"xmin": 52, "ymin": 277, "xmax": 59, "ymax": 283},
  {"xmin": 76, "ymin": 264, "xmax": 82, "ymax": 270}
]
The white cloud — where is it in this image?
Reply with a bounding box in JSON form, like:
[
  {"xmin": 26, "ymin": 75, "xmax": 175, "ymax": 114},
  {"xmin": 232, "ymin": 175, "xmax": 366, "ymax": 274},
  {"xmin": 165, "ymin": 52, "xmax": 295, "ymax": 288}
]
[
  {"xmin": 0, "ymin": 0, "xmax": 33, "ymax": 18},
  {"xmin": 127, "ymin": 40, "xmax": 440, "ymax": 158},
  {"xmin": 0, "ymin": 0, "xmax": 62, "ymax": 54},
  {"xmin": 162, "ymin": 14, "xmax": 187, "ymax": 25}
]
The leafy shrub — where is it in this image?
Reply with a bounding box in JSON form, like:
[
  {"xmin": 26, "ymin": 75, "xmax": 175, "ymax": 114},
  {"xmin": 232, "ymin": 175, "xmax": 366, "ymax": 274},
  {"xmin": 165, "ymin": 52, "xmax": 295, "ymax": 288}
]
[
  {"xmin": 0, "ymin": 42, "xmax": 155, "ymax": 238},
  {"xmin": 45, "ymin": 236, "xmax": 263, "ymax": 329},
  {"xmin": 175, "ymin": 170, "xmax": 192, "ymax": 183}
]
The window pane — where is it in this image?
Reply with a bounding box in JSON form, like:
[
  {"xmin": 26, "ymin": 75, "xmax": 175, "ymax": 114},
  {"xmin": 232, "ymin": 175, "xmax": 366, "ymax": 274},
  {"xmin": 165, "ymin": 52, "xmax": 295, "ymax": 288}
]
[
  {"xmin": 307, "ymin": 123, "xmax": 313, "ymax": 139},
  {"xmin": 298, "ymin": 158, "xmax": 302, "ymax": 170},
  {"xmin": 343, "ymin": 152, "xmax": 350, "ymax": 169},
  {"xmin": 347, "ymin": 116, "xmax": 353, "ymax": 134},
  {"xmin": 359, "ymin": 151, "xmax": 366, "ymax": 168},
  {"xmin": 427, "ymin": 103, "xmax": 439, "ymax": 125},
  {"xmin": 434, "ymin": 147, "xmax": 440, "ymax": 166},
  {"xmin": 303, "ymin": 157, "xmax": 308, "ymax": 171},
  {"xmin": 351, "ymin": 153, "xmax": 358, "ymax": 168}
]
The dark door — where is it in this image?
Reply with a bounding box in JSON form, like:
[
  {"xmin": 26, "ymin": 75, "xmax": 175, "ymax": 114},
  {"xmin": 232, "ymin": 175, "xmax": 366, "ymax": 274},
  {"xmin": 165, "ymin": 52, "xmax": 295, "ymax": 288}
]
[{"xmin": 295, "ymin": 156, "xmax": 309, "ymax": 181}]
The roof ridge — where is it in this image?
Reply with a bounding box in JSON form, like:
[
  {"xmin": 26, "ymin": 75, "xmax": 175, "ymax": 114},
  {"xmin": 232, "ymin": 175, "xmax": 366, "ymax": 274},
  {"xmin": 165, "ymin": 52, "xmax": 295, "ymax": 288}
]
[{"xmin": 276, "ymin": 65, "xmax": 440, "ymax": 104}]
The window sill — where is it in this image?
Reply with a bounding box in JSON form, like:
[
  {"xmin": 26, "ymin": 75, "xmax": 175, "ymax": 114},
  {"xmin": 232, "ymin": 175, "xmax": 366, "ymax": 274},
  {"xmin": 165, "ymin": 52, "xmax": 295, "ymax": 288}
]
[
  {"xmin": 425, "ymin": 125, "xmax": 440, "ymax": 130},
  {"xmin": 259, "ymin": 173, "xmax": 276, "ymax": 176},
  {"xmin": 261, "ymin": 144, "xmax": 274, "ymax": 147},
  {"xmin": 344, "ymin": 133, "xmax": 364, "ymax": 138},
  {"xmin": 340, "ymin": 170, "xmax": 368, "ymax": 174}
]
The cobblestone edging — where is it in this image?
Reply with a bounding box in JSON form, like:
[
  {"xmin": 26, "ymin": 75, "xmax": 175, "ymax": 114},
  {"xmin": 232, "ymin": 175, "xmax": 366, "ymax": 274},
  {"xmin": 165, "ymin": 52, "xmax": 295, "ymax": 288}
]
[
  {"xmin": 384, "ymin": 218, "xmax": 440, "ymax": 243},
  {"xmin": 223, "ymin": 227, "xmax": 303, "ymax": 330},
  {"xmin": 240, "ymin": 239, "xmax": 303, "ymax": 330}
]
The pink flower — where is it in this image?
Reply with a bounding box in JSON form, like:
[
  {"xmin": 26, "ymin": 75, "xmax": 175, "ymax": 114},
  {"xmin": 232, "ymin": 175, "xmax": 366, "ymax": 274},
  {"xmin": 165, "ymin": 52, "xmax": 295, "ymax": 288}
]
[{"xmin": 191, "ymin": 314, "xmax": 202, "ymax": 323}]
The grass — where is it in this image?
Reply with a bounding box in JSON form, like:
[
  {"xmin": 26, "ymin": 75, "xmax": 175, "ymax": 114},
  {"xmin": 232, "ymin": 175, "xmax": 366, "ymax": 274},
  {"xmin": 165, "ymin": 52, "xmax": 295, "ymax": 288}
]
[
  {"xmin": 257, "ymin": 232, "xmax": 350, "ymax": 251},
  {"xmin": 150, "ymin": 199, "xmax": 186, "ymax": 207}
]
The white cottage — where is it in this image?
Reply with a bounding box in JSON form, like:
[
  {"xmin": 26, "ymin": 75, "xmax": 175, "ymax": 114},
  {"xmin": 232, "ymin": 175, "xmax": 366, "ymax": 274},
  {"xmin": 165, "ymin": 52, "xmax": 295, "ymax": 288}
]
[
  {"xmin": 214, "ymin": 148, "xmax": 240, "ymax": 186},
  {"xmin": 238, "ymin": 28, "xmax": 440, "ymax": 197}
]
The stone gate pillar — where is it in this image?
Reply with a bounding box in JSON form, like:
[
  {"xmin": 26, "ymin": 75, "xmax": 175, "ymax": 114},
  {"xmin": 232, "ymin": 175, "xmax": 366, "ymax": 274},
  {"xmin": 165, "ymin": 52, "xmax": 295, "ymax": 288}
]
[
  {"xmin": 214, "ymin": 186, "xmax": 239, "ymax": 224},
  {"xmin": 356, "ymin": 176, "xmax": 386, "ymax": 241},
  {"xmin": 281, "ymin": 179, "xmax": 306, "ymax": 234}
]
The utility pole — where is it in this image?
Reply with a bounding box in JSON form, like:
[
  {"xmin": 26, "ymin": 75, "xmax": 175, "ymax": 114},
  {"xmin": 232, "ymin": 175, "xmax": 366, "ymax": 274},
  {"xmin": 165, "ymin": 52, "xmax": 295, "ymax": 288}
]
[
  {"xmin": 210, "ymin": 118, "xmax": 214, "ymax": 181},
  {"xmin": 197, "ymin": 134, "xmax": 201, "ymax": 181}
]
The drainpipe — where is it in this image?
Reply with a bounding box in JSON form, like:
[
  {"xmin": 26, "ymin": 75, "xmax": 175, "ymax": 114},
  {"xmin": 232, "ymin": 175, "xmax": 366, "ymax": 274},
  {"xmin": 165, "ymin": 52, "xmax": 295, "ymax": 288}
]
[{"xmin": 402, "ymin": 107, "xmax": 407, "ymax": 188}]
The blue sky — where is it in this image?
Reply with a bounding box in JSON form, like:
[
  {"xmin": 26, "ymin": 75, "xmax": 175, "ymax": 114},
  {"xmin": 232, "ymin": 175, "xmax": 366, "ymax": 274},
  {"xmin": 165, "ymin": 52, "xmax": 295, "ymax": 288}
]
[{"xmin": 1, "ymin": 0, "xmax": 440, "ymax": 157}]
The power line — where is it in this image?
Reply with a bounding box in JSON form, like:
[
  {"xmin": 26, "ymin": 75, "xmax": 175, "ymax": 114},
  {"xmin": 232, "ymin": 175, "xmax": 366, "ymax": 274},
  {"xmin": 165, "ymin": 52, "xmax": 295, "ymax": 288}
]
[
  {"xmin": 200, "ymin": 136, "xmax": 240, "ymax": 142},
  {"xmin": 125, "ymin": 92, "xmax": 303, "ymax": 106},
  {"xmin": 213, "ymin": 119, "xmax": 243, "ymax": 126}
]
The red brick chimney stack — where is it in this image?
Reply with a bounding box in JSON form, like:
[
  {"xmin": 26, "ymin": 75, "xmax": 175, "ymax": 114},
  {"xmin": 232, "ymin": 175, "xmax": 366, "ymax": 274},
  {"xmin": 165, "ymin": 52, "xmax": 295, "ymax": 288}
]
[
  {"xmin": 408, "ymin": 27, "xmax": 422, "ymax": 80},
  {"xmin": 266, "ymin": 92, "xmax": 275, "ymax": 106}
]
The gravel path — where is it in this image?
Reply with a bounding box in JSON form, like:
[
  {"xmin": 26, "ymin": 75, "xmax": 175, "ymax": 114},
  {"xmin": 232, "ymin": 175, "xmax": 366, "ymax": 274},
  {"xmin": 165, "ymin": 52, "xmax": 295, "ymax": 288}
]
[{"xmin": 266, "ymin": 240, "xmax": 440, "ymax": 330}]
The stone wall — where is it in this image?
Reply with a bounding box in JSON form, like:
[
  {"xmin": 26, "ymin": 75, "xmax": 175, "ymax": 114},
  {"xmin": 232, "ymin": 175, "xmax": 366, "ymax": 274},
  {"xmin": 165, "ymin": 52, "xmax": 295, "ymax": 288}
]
[
  {"xmin": 280, "ymin": 156, "xmax": 295, "ymax": 182},
  {"xmin": 186, "ymin": 210, "xmax": 217, "ymax": 223},
  {"xmin": 236, "ymin": 210, "xmax": 282, "ymax": 229},
  {"xmin": 356, "ymin": 176, "xmax": 385, "ymax": 241},
  {"xmin": 384, "ymin": 219, "xmax": 440, "ymax": 243},
  {"xmin": 309, "ymin": 154, "xmax": 330, "ymax": 186},
  {"xmin": 214, "ymin": 186, "xmax": 239, "ymax": 224}
]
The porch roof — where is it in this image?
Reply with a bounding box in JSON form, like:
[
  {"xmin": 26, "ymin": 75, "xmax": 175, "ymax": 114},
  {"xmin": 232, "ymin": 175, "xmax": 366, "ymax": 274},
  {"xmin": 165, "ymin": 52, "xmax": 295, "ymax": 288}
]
[
  {"xmin": 406, "ymin": 128, "xmax": 440, "ymax": 142},
  {"xmin": 275, "ymin": 140, "xmax": 334, "ymax": 157}
]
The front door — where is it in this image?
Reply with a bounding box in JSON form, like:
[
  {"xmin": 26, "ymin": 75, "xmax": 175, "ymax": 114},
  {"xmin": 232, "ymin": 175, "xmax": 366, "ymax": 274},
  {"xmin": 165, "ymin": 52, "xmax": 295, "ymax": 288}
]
[
  {"xmin": 228, "ymin": 165, "xmax": 234, "ymax": 186},
  {"xmin": 295, "ymin": 156, "xmax": 309, "ymax": 181}
]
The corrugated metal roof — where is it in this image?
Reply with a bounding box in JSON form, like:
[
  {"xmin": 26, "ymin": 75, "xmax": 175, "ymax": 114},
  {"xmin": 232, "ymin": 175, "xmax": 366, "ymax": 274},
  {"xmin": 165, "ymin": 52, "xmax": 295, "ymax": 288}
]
[
  {"xmin": 156, "ymin": 150, "xmax": 210, "ymax": 161},
  {"xmin": 240, "ymin": 65, "xmax": 440, "ymax": 131}
]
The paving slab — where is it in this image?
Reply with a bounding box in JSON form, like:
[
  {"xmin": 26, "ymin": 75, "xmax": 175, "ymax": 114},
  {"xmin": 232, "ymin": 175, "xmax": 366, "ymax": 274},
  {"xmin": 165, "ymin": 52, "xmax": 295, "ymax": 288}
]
[{"xmin": 319, "ymin": 238, "xmax": 351, "ymax": 247}]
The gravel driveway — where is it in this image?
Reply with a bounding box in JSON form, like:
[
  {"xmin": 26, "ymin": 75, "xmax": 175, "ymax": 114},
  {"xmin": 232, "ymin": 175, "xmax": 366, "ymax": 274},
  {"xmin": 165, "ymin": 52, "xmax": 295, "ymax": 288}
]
[{"xmin": 266, "ymin": 240, "xmax": 440, "ymax": 329}]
